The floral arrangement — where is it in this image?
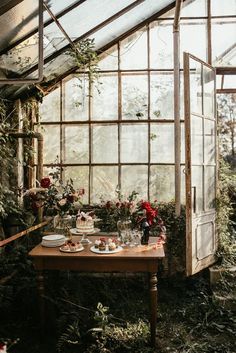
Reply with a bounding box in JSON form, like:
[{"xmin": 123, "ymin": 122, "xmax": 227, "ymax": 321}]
[
  {"xmin": 24, "ymin": 169, "xmax": 84, "ymax": 217},
  {"xmin": 137, "ymin": 200, "xmax": 166, "ymax": 239}
]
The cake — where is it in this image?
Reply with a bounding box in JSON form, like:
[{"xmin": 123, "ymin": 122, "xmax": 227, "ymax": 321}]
[{"xmin": 76, "ymin": 211, "xmax": 94, "ymax": 233}]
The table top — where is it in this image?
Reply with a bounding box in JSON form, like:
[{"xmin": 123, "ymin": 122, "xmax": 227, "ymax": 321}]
[{"xmin": 29, "ymin": 236, "xmax": 165, "ymax": 260}]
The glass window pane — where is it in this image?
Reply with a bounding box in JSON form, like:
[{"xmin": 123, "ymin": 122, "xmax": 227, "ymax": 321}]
[
  {"xmin": 205, "ymin": 166, "xmax": 216, "ymax": 210},
  {"xmin": 204, "ymin": 119, "xmax": 216, "ymax": 165},
  {"xmin": 151, "ymin": 123, "xmax": 174, "ymax": 163},
  {"xmin": 64, "ymin": 125, "xmax": 89, "ymax": 163},
  {"xmin": 180, "ymin": 20, "xmax": 207, "ymax": 67},
  {"xmin": 92, "ymin": 73, "xmax": 118, "ymax": 120},
  {"xmin": 91, "ymin": 166, "xmax": 118, "ymax": 203},
  {"xmin": 150, "ymin": 72, "xmax": 174, "ymax": 119},
  {"xmin": 41, "ymin": 125, "xmax": 60, "ymax": 164},
  {"xmin": 64, "ymin": 166, "xmax": 89, "ymax": 204},
  {"xmin": 223, "ymin": 75, "xmax": 236, "ymax": 89},
  {"xmin": 191, "ymin": 115, "xmax": 203, "ymax": 164},
  {"xmin": 211, "ymin": 0, "xmax": 236, "ymax": 16},
  {"xmin": 63, "ymin": 75, "xmax": 89, "ymax": 121},
  {"xmin": 120, "ymin": 28, "xmax": 147, "ymax": 70},
  {"xmin": 121, "ymin": 165, "xmax": 148, "ymax": 199},
  {"xmin": 122, "ymin": 73, "xmax": 148, "ymax": 120},
  {"xmin": 190, "ymin": 60, "xmax": 202, "ymax": 116},
  {"xmin": 212, "ymin": 18, "xmax": 236, "ymax": 67},
  {"xmin": 203, "ymin": 66, "xmax": 215, "ymax": 118},
  {"xmin": 92, "ymin": 125, "xmax": 118, "ymax": 163},
  {"xmin": 98, "ymin": 45, "xmax": 118, "ymax": 70},
  {"xmin": 39, "ymin": 87, "xmax": 60, "ymax": 122},
  {"xmin": 150, "ymin": 20, "xmax": 173, "ymax": 69},
  {"xmin": 150, "ymin": 165, "xmax": 174, "ymax": 202},
  {"xmin": 192, "ymin": 166, "xmax": 203, "ymax": 213},
  {"xmin": 121, "ymin": 124, "xmax": 148, "ymax": 163}
]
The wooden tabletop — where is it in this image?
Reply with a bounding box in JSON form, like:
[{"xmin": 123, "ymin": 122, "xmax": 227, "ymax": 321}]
[{"xmin": 29, "ymin": 236, "xmax": 165, "ymax": 260}]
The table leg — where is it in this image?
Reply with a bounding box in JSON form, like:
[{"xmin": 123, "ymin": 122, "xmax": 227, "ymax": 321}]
[
  {"xmin": 150, "ymin": 272, "xmax": 157, "ymax": 347},
  {"xmin": 37, "ymin": 270, "xmax": 45, "ymax": 331}
]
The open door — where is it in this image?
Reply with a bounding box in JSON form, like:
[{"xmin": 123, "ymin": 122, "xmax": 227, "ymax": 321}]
[{"xmin": 184, "ymin": 52, "xmax": 217, "ymax": 276}]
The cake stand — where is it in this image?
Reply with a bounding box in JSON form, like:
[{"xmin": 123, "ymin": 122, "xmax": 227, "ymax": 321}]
[{"xmin": 69, "ymin": 228, "xmax": 100, "ymax": 244}]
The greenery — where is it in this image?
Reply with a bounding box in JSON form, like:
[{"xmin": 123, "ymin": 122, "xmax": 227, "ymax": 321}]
[
  {"xmin": 0, "ymin": 242, "xmax": 235, "ymax": 353},
  {"xmin": 66, "ymin": 38, "xmax": 101, "ymax": 94},
  {"xmin": 0, "ymin": 99, "xmax": 22, "ymax": 221},
  {"xmin": 216, "ymin": 158, "xmax": 236, "ymax": 265}
]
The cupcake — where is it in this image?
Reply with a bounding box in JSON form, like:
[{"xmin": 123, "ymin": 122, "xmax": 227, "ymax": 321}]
[
  {"xmin": 108, "ymin": 242, "xmax": 116, "ymax": 251},
  {"xmin": 98, "ymin": 240, "xmax": 106, "ymax": 251},
  {"xmin": 112, "ymin": 238, "xmax": 119, "ymax": 248},
  {"xmin": 75, "ymin": 242, "xmax": 83, "ymax": 250},
  {"xmin": 69, "ymin": 242, "xmax": 77, "ymax": 251},
  {"xmin": 94, "ymin": 239, "xmax": 101, "ymax": 249},
  {"xmin": 61, "ymin": 243, "xmax": 70, "ymax": 251}
]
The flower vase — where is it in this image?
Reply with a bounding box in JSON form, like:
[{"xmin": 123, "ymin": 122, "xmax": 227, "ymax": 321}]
[
  {"xmin": 117, "ymin": 218, "xmax": 132, "ymax": 246},
  {"xmin": 53, "ymin": 214, "xmax": 72, "ymax": 234}
]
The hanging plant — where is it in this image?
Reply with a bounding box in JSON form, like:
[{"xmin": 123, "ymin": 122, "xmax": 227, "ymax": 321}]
[{"xmin": 66, "ymin": 38, "xmax": 100, "ymax": 89}]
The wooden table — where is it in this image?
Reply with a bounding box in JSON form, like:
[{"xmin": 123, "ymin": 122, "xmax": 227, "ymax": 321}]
[{"xmin": 29, "ymin": 236, "xmax": 165, "ymax": 347}]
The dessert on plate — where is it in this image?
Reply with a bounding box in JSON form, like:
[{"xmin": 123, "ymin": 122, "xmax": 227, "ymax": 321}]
[{"xmin": 60, "ymin": 240, "xmax": 83, "ymax": 252}]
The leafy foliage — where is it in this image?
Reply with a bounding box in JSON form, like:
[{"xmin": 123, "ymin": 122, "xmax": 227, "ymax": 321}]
[
  {"xmin": 216, "ymin": 158, "xmax": 236, "ymax": 265},
  {"xmin": 0, "ymin": 99, "xmax": 22, "ymax": 220}
]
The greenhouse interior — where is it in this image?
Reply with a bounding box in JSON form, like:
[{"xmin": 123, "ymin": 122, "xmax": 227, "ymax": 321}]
[{"xmin": 0, "ymin": 0, "xmax": 236, "ymax": 352}]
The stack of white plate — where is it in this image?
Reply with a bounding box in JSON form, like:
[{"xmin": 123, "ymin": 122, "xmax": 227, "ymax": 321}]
[{"xmin": 41, "ymin": 234, "xmax": 66, "ymax": 247}]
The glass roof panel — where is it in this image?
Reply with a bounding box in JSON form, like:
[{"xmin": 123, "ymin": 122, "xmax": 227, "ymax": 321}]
[
  {"xmin": 57, "ymin": 0, "xmax": 135, "ymax": 39},
  {"xmin": 38, "ymin": 0, "xmax": 174, "ymax": 84},
  {"xmin": 0, "ymin": 21, "xmax": 70, "ymax": 78},
  {"xmin": 0, "ymin": 34, "xmax": 39, "ymax": 78},
  {"xmin": 160, "ymin": 0, "xmax": 206, "ymax": 18},
  {"xmin": 42, "ymin": 52, "xmax": 77, "ymax": 82},
  {"xmin": 44, "ymin": 0, "xmax": 80, "ymax": 21},
  {"xmin": 88, "ymin": 0, "xmax": 173, "ymax": 50},
  {"xmin": 0, "ymin": 0, "xmax": 39, "ymax": 51}
]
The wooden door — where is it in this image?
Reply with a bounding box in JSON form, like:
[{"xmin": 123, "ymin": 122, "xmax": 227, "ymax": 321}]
[{"xmin": 184, "ymin": 52, "xmax": 217, "ymax": 276}]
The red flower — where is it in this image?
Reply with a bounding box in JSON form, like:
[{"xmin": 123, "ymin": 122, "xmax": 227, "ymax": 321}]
[
  {"xmin": 106, "ymin": 201, "xmax": 111, "ymax": 209},
  {"xmin": 141, "ymin": 201, "xmax": 158, "ymax": 225},
  {"xmin": 67, "ymin": 194, "xmax": 74, "ymax": 203},
  {"xmin": 40, "ymin": 177, "xmax": 50, "ymax": 188},
  {"xmin": 0, "ymin": 343, "xmax": 6, "ymax": 351}
]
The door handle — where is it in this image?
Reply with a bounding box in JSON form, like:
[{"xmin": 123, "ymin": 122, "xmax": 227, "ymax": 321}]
[{"xmin": 192, "ymin": 186, "xmax": 196, "ymax": 213}]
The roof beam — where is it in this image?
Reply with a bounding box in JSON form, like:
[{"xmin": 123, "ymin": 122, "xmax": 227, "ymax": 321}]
[
  {"xmin": 0, "ymin": 0, "xmax": 23, "ymax": 17},
  {"xmin": 0, "ymin": 0, "xmax": 87, "ymax": 55}
]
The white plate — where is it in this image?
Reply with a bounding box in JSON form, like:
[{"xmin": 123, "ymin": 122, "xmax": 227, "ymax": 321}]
[
  {"xmin": 41, "ymin": 241, "xmax": 65, "ymax": 248},
  {"xmin": 42, "ymin": 234, "xmax": 65, "ymax": 241},
  {"xmin": 70, "ymin": 228, "xmax": 100, "ymax": 235},
  {"xmin": 90, "ymin": 245, "xmax": 123, "ymax": 254},
  {"xmin": 59, "ymin": 246, "xmax": 84, "ymax": 253}
]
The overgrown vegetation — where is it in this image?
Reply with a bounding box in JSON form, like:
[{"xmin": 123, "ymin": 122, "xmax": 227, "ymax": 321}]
[
  {"xmin": 0, "ymin": 99, "xmax": 22, "ymax": 222},
  {"xmin": 0, "ymin": 241, "xmax": 235, "ymax": 353},
  {"xmin": 216, "ymin": 158, "xmax": 236, "ymax": 265}
]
